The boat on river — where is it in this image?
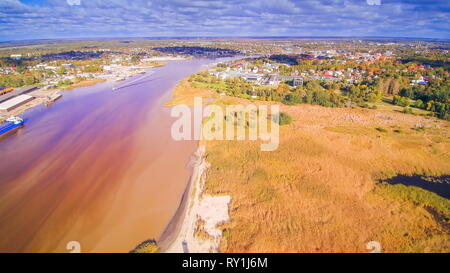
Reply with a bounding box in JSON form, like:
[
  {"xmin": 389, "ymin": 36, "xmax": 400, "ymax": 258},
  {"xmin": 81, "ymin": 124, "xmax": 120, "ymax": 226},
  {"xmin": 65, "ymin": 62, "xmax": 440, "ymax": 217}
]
[{"xmin": 0, "ymin": 116, "xmax": 25, "ymax": 136}]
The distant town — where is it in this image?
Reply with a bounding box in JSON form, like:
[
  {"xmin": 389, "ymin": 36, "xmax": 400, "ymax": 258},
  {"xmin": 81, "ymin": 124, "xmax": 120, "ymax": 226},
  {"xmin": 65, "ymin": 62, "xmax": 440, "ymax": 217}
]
[{"xmin": 0, "ymin": 38, "xmax": 449, "ymax": 121}]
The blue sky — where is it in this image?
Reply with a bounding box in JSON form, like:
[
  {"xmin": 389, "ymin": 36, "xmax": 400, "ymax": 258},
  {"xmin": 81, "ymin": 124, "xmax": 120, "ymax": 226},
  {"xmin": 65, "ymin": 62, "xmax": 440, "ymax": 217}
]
[{"xmin": 0, "ymin": 0, "xmax": 449, "ymax": 41}]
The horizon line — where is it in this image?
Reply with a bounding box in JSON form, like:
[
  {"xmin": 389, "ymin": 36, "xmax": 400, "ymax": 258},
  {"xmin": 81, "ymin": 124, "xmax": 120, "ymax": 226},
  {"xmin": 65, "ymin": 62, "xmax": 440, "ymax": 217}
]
[{"xmin": 1, "ymin": 35, "xmax": 450, "ymax": 44}]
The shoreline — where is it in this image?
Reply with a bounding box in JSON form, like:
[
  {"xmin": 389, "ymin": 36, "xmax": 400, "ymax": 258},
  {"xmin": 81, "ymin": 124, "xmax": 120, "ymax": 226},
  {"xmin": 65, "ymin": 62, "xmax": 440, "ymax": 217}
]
[
  {"xmin": 156, "ymin": 145, "xmax": 205, "ymax": 252},
  {"xmin": 0, "ymin": 62, "xmax": 167, "ymax": 123},
  {"xmin": 155, "ymin": 71, "xmax": 232, "ymax": 253},
  {"xmin": 157, "ymin": 144, "xmax": 231, "ymax": 253},
  {"xmin": 60, "ymin": 78, "xmax": 106, "ymax": 90},
  {"xmin": 0, "ymin": 79, "xmax": 104, "ymax": 123}
]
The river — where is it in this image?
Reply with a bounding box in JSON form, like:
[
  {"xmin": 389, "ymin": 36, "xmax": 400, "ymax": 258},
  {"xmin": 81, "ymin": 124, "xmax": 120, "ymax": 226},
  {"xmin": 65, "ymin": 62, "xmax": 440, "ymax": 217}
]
[{"xmin": 0, "ymin": 59, "xmax": 213, "ymax": 252}]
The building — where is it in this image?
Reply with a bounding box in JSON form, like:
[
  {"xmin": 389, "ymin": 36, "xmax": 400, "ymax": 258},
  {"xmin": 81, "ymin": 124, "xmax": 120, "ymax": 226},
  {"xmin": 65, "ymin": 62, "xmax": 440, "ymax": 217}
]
[
  {"xmin": 293, "ymin": 78, "xmax": 303, "ymax": 87},
  {"xmin": 10, "ymin": 54, "xmax": 22, "ymax": 60},
  {"xmin": 262, "ymin": 75, "xmax": 280, "ymax": 86},
  {"xmin": 0, "ymin": 95, "xmax": 35, "ymax": 112},
  {"xmin": 0, "ymin": 86, "xmax": 38, "ymax": 103},
  {"xmin": 244, "ymin": 74, "xmax": 262, "ymax": 83},
  {"xmin": 0, "ymin": 87, "xmax": 14, "ymax": 96}
]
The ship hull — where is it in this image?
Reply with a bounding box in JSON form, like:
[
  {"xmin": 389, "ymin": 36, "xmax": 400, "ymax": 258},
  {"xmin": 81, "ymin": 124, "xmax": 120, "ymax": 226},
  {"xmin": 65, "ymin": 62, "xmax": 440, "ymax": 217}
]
[{"xmin": 0, "ymin": 121, "xmax": 25, "ymax": 136}]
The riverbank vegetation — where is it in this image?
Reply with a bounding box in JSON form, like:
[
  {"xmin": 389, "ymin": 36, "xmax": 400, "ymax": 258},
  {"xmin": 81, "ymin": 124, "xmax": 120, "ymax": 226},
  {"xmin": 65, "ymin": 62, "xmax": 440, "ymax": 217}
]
[
  {"xmin": 130, "ymin": 239, "xmax": 159, "ymax": 253},
  {"xmin": 190, "ymin": 49, "xmax": 450, "ymax": 122},
  {"xmin": 189, "ymin": 70, "xmax": 449, "ymax": 121},
  {"xmin": 169, "ymin": 78, "xmax": 450, "ymax": 252},
  {"xmin": 206, "ymin": 103, "xmax": 450, "ymax": 252}
]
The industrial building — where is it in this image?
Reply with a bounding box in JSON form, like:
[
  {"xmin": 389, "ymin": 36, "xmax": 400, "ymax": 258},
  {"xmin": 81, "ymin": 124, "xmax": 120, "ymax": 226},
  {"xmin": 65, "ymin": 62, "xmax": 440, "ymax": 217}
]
[
  {"xmin": 0, "ymin": 95, "xmax": 35, "ymax": 112},
  {"xmin": 0, "ymin": 86, "xmax": 38, "ymax": 103}
]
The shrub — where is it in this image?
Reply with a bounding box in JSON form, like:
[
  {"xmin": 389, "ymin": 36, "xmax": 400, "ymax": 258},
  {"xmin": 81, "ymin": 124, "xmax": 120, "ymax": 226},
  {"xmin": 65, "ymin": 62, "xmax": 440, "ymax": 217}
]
[
  {"xmin": 403, "ymin": 107, "xmax": 414, "ymax": 114},
  {"xmin": 414, "ymin": 99, "xmax": 424, "ymax": 109},
  {"xmin": 393, "ymin": 96, "xmax": 411, "ymax": 107},
  {"xmin": 130, "ymin": 239, "xmax": 159, "ymax": 253},
  {"xmin": 274, "ymin": 112, "xmax": 293, "ymax": 126}
]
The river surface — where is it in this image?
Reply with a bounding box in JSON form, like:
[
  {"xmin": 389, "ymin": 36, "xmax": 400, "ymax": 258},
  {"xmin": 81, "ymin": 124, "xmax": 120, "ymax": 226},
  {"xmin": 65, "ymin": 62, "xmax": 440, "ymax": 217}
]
[{"xmin": 0, "ymin": 59, "xmax": 213, "ymax": 252}]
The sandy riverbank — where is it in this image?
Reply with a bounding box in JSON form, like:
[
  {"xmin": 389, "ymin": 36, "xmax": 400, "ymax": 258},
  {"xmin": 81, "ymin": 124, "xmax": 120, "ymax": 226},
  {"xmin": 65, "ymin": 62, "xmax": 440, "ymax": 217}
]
[
  {"xmin": 62, "ymin": 78, "xmax": 106, "ymax": 90},
  {"xmin": 157, "ymin": 145, "xmax": 231, "ymax": 253},
  {"xmin": 154, "ymin": 75, "xmax": 232, "ymax": 253}
]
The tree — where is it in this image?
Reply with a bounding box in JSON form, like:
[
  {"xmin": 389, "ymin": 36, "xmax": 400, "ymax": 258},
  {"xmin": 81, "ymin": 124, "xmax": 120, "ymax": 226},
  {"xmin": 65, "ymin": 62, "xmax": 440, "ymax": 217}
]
[
  {"xmin": 414, "ymin": 99, "xmax": 424, "ymax": 109},
  {"xmin": 56, "ymin": 66, "xmax": 66, "ymax": 75},
  {"xmin": 393, "ymin": 96, "xmax": 410, "ymax": 107},
  {"xmin": 399, "ymin": 87, "xmax": 414, "ymax": 98},
  {"xmin": 387, "ymin": 78, "xmax": 400, "ymax": 95},
  {"xmin": 276, "ymin": 83, "xmax": 290, "ymax": 94}
]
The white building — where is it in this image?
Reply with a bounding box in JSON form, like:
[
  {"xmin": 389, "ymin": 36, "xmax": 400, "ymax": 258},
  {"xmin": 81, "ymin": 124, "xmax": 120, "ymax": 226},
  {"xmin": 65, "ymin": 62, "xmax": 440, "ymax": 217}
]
[{"xmin": 10, "ymin": 54, "xmax": 22, "ymax": 60}]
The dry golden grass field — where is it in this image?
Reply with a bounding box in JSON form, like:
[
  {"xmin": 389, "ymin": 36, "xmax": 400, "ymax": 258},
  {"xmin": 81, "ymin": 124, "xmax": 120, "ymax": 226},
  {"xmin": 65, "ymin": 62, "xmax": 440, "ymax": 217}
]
[{"xmin": 168, "ymin": 79, "xmax": 450, "ymax": 253}]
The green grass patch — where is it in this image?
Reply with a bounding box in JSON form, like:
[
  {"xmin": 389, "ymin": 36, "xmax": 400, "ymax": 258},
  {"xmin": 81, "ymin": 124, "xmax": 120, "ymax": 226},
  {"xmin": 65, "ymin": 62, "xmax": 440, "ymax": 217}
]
[
  {"xmin": 273, "ymin": 112, "xmax": 293, "ymax": 126},
  {"xmin": 375, "ymin": 182, "xmax": 450, "ymax": 217},
  {"xmin": 375, "ymin": 127, "xmax": 388, "ymax": 133}
]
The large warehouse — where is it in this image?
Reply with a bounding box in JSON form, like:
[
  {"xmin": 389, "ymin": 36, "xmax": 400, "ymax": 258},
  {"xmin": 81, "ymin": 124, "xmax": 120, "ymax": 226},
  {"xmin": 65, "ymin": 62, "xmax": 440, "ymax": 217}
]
[{"xmin": 0, "ymin": 95, "xmax": 35, "ymax": 112}]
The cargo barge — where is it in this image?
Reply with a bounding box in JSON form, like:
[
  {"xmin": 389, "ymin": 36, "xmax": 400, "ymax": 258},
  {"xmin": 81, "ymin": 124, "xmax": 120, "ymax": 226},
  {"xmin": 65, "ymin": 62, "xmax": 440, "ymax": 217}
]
[{"xmin": 0, "ymin": 116, "xmax": 25, "ymax": 136}]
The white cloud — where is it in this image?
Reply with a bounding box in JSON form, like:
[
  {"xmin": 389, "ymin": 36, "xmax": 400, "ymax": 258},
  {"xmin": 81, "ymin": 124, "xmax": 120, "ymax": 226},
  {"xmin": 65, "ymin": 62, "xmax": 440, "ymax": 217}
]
[
  {"xmin": 67, "ymin": 0, "xmax": 81, "ymax": 6},
  {"xmin": 0, "ymin": 0, "xmax": 448, "ymax": 40},
  {"xmin": 366, "ymin": 0, "xmax": 381, "ymax": 6}
]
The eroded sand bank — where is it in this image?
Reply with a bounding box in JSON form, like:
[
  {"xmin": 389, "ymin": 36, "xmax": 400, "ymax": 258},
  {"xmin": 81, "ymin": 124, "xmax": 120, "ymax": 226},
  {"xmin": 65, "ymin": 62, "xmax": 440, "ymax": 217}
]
[{"xmin": 158, "ymin": 145, "xmax": 231, "ymax": 253}]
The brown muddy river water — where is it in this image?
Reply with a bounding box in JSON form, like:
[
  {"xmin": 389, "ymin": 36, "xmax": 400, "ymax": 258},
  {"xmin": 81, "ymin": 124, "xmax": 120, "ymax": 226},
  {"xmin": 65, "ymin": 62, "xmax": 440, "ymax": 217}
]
[{"xmin": 0, "ymin": 59, "xmax": 214, "ymax": 252}]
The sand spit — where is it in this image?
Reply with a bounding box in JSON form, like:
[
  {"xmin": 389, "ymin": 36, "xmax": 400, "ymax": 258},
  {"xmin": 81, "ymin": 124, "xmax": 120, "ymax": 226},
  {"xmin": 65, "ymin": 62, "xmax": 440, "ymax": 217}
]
[{"xmin": 158, "ymin": 145, "xmax": 231, "ymax": 253}]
